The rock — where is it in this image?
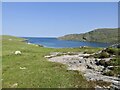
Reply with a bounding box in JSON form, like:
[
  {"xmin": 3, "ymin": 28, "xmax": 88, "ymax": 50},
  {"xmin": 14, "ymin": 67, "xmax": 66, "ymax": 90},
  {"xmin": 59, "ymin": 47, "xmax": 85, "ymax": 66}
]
[
  {"xmin": 102, "ymin": 68, "xmax": 111, "ymax": 74},
  {"xmin": 94, "ymin": 66, "xmax": 104, "ymax": 71},
  {"xmin": 46, "ymin": 51, "xmax": 119, "ymax": 89},
  {"xmin": 86, "ymin": 64, "xmax": 93, "ymax": 69},
  {"xmin": 79, "ymin": 61, "xmax": 81, "ymax": 63},
  {"xmin": 11, "ymin": 83, "xmax": 18, "ymax": 88},
  {"xmin": 9, "ymin": 39, "xmax": 12, "ymax": 41},
  {"xmin": 38, "ymin": 44, "xmax": 44, "ymax": 47},
  {"xmin": 44, "ymin": 55, "xmax": 52, "ymax": 58},
  {"xmin": 95, "ymin": 85, "xmax": 102, "ymax": 89},
  {"xmin": 20, "ymin": 67, "xmax": 26, "ymax": 70},
  {"xmin": 67, "ymin": 65, "xmax": 86, "ymax": 71},
  {"xmin": 107, "ymin": 66, "xmax": 114, "ymax": 70},
  {"xmin": 84, "ymin": 54, "xmax": 91, "ymax": 57},
  {"xmin": 78, "ymin": 53, "xmax": 90, "ymax": 57},
  {"xmin": 110, "ymin": 43, "xmax": 120, "ymax": 48},
  {"xmin": 50, "ymin": 55, "xmax": 55, "ymax": 57},
  {"xmin": 22, "ymin": 39, "xmax": 28, "ymax": 42},
  {"xmin": 67, "ymin": 52, "xmax": 70, "ymax": 54},
  {"xmin": 111, "ymin": 80, "xmax": 120, "ymax": 90},
  {"xmin": 27, "ymin": 43, "xmax": 43, "ymax": 47},
  {"xmin": 79, "ymin": 58, "xmax": 86, "ymax": 63},
  {"xmin": 79, "ymin": 57, "xmax": 83, "ymax": 59},
  {"xmin": 50, "ymin": 52, "xmax": 63, "ymax": 56},
  {"xmin": 82, "ymin": 46, "xmax": 89, "ymax": 48},
  {"xmin": 27, "ymin": 42, "xmax": 31, "ymax": 44},
  {"xmin": 96, "ymin": 50, "xmax": 102, "ymax": 54},
  {"xmin": 15, "ymin": 51, "xmax": 21, "ymax": 55}
]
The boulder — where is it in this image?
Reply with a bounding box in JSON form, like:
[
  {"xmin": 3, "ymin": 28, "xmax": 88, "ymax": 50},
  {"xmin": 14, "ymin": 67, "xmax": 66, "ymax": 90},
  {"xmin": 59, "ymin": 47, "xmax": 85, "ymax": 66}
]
[{"xmin": 15, "ymin": 51, "xmax": 21, "ymax": 55}]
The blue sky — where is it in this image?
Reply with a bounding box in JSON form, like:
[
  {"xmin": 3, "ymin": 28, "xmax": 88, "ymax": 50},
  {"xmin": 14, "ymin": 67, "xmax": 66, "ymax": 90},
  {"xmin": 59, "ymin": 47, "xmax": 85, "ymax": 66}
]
[{"xmin": 2, "ymin": 2, "xmax": 118, "ymax": 37}]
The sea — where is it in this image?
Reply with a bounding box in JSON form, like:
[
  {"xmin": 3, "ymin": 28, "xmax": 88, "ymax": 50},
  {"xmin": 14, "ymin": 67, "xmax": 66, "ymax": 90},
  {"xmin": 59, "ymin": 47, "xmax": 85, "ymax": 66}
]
[{"xmin": 22, "ymin": 37, "xmax": 112, "ymax": 48}]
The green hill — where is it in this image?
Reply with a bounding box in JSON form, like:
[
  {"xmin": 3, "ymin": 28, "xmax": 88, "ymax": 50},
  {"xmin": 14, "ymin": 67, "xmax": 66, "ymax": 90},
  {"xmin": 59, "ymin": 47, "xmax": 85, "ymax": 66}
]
[{"xmin": 58, "ymin": 28, "xmax": 118, "ymax": 43}]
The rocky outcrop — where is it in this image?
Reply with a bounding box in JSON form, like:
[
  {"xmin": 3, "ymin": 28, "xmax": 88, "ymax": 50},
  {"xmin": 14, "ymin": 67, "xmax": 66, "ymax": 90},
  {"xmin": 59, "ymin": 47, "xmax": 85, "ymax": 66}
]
[
  {"xmin": 45, "ymin": 51, "xmax": 120, "ymax": 89},
  {"xmin": 110, "ymin": 43, "xmax": 120, "ymax": 48}
]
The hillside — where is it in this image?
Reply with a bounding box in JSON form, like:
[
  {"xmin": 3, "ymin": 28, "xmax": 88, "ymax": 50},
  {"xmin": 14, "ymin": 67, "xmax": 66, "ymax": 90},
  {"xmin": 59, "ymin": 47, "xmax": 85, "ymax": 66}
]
[
  {"xmin": 3, "ymin": 35, "xmax": 120, "ymax": 88},
  {"xmin": 58, "ymin": 28, "xmax": 118, "ymax": 43},
  {"xmin": 2, "ymin": 35, "xmax": 101, "ymax": 88}
]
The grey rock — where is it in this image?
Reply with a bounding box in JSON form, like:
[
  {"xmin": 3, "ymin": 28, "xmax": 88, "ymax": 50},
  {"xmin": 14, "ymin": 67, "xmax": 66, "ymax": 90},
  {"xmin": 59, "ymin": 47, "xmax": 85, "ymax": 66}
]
[{"xmin": 46, "ymin": 52, "xmax": 119, "ymax": 89}]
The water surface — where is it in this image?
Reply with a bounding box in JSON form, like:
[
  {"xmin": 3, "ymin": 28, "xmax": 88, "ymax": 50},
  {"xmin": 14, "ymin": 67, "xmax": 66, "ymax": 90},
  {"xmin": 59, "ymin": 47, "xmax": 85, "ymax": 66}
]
[{"xmin": 23, "ymin": 37, "xmax": 111, "ymax": 48}]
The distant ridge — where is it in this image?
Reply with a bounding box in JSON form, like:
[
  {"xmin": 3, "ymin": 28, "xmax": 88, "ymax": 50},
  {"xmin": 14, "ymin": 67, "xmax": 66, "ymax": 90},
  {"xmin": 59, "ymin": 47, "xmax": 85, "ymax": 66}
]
[{"xmin": 58, "ymin": 28, "xmax": 118, "ymax": 43}]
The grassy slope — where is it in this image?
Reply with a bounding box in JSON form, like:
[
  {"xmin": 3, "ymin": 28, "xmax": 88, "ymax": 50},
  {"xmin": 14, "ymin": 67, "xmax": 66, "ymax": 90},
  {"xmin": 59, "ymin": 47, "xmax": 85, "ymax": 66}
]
[
  {"xmin": 58, "ymin": 28, "xmax": 118, "ymax": 43},
  {"xmin": 2, "ymin": 35, "xmax": 102, "ymax": 88},
  {"xmin": 0, "ymin": 35, "xmax": 2, "ymax": 89}
]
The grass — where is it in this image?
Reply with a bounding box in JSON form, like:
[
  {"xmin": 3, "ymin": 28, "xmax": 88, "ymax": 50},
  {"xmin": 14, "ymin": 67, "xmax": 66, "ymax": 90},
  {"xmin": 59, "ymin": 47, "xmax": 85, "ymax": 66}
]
[
  {"xmin": 91, "ymin": 80, "xmax": 111, "ymax": 87},
  {"xmin": 2, "ymin": 35, "xmax": 102, "ymax": 88},
  {"xmin": 94, "ymin": 47, "xmax": 120, "ymax": 77}
]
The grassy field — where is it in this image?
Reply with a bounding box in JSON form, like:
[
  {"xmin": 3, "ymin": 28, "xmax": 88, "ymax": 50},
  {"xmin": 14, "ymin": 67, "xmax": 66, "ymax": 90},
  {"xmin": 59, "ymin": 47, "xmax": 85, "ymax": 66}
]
[{"xmin": 2, "ymin": 35, "xmax": 102, "ymax": 88}]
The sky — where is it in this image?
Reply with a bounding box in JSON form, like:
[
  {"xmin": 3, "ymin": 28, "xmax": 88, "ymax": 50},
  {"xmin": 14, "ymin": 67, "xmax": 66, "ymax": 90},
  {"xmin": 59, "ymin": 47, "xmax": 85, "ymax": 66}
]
[{"xmin": 2, "ymin": 2, "xmax": 118, "ymax": 37}]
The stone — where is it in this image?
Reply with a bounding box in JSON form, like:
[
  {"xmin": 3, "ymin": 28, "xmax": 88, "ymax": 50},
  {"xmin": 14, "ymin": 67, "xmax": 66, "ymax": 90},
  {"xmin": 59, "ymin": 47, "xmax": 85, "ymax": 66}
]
[
  {"xmin": 15, "ymin": 51, "xmax": 21, "ymax": 55},
  {"xmin": 11, "ymin": 83, "xmax": 18, "ymax": 88},
  {"xmin": 20, "ymin": 67, "xmax": 26, "ymax": 70},
  {"xmin": 9, "ymin": 39, "xmax": 12, "ymax": 41},
  {"xmin": 46, "ymin": 51, "xmax": 119, "ymax": 89},
  {"xmin": 27, "ymin": 42, "xmax": 31, "ymax": 44},
  {"xmin": 95, "ymin": 85, "xmax": 102, "ymax": 89},
  {"xmin": 44, "ymin": 55, "xmax": 52, "ymax": 58}
]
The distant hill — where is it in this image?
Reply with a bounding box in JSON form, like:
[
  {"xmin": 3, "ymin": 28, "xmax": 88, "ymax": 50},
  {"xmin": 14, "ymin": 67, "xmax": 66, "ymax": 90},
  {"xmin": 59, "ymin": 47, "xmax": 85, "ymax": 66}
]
[{"xmin": 58, "ymin": 28, "xmax": 118, "ymax": 43}]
